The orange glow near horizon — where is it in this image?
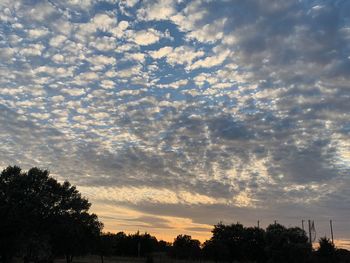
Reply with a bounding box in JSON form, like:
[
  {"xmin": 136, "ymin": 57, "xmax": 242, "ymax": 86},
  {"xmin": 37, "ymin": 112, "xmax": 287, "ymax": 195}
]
[
  {"xmin": 90, "ymin": 201, "xmax": 212, "ymax": 243},
  {"xmin": 90, "ymin": 202, "xmax": 350, "ymax": 250}
]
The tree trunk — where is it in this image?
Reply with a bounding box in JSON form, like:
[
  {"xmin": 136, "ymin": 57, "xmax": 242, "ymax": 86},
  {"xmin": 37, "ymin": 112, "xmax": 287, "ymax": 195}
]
[{"xmin": 100, "ymin": 255, "xmax": 104, "ymax": 263}]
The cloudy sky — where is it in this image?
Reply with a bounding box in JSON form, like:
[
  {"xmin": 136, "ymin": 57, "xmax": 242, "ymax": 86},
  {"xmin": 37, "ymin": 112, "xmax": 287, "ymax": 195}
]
[{"xmin": 1, "ymin": 0, "xmax": 350, "ymax": 246}]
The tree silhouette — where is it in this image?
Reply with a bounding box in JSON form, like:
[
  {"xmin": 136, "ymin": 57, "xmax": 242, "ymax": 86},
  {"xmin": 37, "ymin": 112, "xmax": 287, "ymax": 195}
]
[
  {"xmin": 243, "ymin": 226, "xmax": 266, "ymax": 262},
  {"xmin": 203, "ymin": 222, "xmax": 312, "ymax": 263},
  {"xmin": 171, "ymin": 235, "xmax": 201, "ymax": 260},
  {"xmin": 265, "ymin": 224, "xmax": 311, "ymax": 263},
  {"xmin": 96, "ymin": 233, "xmax": 116, "ymax": 263},
  {"xmin": 202, "ymin": 238, "xmax": 230, "ymax": 262},
  {"xmin": 316, "ymin": 237, "xmax": 337, "ymax": 263},
  {"xmin": 210, "ymin": 222, "xmax": 246, "ymax": 262},
  {"xmin": 0, "ymin": 166, "xmax": 102, "ymax": 263}
]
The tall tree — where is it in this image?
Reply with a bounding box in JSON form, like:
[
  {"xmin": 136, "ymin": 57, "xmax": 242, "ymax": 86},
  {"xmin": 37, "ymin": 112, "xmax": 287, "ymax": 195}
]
[
  {"xmin": 210, "ymin": 222, "xmax": 246, "ymax": 262},
  {"xmin": 0, "ymin": 166, "xmax": 103, "ymax": 263}
]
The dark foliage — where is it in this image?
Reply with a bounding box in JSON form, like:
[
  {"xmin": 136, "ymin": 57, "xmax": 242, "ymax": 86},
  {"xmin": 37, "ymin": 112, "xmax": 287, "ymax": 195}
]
[
  {"xmin": 2, "ymin": 165, "xmax": 350, "ymax": 263},
  {"xmin": 265, "ymin": 224, "xmax": 311, "ymax": 263},
  {"xmin": 0, "ymin": 166, "xmax": 102, "ymax": 263},
  {"xmin": 315, "ymin": 237, "xmax": 337, "ymax": 263},
  {"xmin": 336, "ymin": 248, "xmax": 350, "ymax": 263},
  {"xmin": 171, "ymin": 235, "xmax": 201, "ymax": 260},
  {"xmin": 96, "ymin": 231, "xmax": 170, "ymax": 258},
  {"xmin": 243, "ymin": 226, "xmax": 266, "ymax": 263},
  {"xmin": 202, "ymin": 222, "xmax": 311, "ymax": 263}
]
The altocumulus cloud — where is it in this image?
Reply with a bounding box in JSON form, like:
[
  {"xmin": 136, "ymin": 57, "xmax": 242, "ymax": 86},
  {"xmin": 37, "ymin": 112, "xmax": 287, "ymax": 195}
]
[{"xmin": 0, "ymin": 0, "xmax": 350, "ymax": 243}]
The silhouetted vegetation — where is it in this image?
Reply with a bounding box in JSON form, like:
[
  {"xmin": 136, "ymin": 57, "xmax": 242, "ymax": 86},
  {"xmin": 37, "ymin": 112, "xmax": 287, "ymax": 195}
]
[
  {"xmin": 2, "ymin": 165, "xmax": 350, "ymax": 263},
  {"xmin": 0, "ymin": 166, "xmax": 102, "ymax": 263},
  {"xmin": 202, "ymin": 222, "xmax": 310, "ymax": 263},
  {"xmin": 264, "ymin": 224, "xmax": 311, "ymax": 263},
  {"xmin": 96, "ymin": 231, "xmax": 170, "ymax": 258},
  {"xmin": 315, "ymin": 237, "xmax": 337, "ymax": 263},
  {"xmin": 171, "ymin": 235, "xmax": 201, "ymax": 260}
]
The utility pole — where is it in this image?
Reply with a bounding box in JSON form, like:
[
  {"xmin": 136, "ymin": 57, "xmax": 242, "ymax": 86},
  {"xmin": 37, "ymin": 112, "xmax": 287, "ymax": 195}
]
[
  {"xmin": 308, "ymin": 220, "xmax": 312, "ymax": 245},
  {"xmin": 330, "ymin": 220, "xmax": 334, "ymax": 244},
  {"xmin": 274, "ymin": 220, "xmax": 277, "ymax": 225},
  {"xmin": 257, "ymin": 220, "xmax": 260, "ymax": 229},
  {"xmin": 302, "ymin": 220, "xmax": 304, "ymax": 231}
]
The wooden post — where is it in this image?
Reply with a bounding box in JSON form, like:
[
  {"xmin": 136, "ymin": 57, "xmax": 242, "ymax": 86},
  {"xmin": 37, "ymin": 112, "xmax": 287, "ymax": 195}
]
[
  {"xmin": 330, "ymin": 220, "xmax": 334, "ymax": 244},
  {"xmin": 302, "ymin": 220, "xmax": 304, "ymax": 231},
  {"xmin": 308, "ymin": 220, "xmax": 312, "ymax": 245}
]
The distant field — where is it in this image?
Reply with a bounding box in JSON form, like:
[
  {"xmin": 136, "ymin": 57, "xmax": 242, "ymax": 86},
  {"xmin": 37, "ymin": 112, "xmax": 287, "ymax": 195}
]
[
  {"xmin": 54, "ymin": 256, "xmax": 204, "ymax": 263},
  {"xmin": 55, "ymin": 256, "xmax": 146, "ymax": 263}
]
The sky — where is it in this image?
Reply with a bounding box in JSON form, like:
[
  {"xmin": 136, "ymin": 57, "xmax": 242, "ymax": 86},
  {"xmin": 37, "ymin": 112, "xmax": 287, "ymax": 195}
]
[{"xmin": 0, "ymin": 0, "xmax": 350, "ymax": 247}]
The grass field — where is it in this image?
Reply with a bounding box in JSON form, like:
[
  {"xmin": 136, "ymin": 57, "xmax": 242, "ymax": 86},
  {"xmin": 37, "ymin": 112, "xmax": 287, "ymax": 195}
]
[{"xmin": 52, "ymin": 256, "xmax": 204, "ymax": 263}]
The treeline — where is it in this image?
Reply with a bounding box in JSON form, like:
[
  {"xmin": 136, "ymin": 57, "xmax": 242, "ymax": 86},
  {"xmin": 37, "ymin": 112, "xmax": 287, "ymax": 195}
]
[
  {"xmin": 1, "ymin": 166, "xmax": 350, "ymax": 263},
  {"xmin": 98, "ymin": 225, "xmax": 349, "ymax": 263}
]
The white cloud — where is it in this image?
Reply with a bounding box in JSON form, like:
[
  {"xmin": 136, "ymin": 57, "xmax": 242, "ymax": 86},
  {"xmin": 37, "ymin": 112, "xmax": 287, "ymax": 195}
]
[
  {"xmin": 170, "ymin": 1, "xmax": 206, "ymax": 32},
  {"xmin": 51, "ymin": 95, "xmax": 65, "ymax": 103},
  {"xmin": 116, "ymin": 64, "xmax": 142, "ymax": 78},
  {"xmin": 124, "ymin": 0, "xmax": 139, "ymax": 7},
  {"xmin": 165, "ymin": 46, "xmax": 205, "ymax": 66},
  {"xmin": 133, "ymin": 29, "xmax": 163, "ymax": 46},
  {"xmin": 91, "ymin": 13, "xmax": 117, "ymax": 31},
  {"xmin": 31, "ymin": 112, "xmax": 51, "ymax": 120},
  {"xmin": 52, "ymin": 54, "xmax": 65, "ymax": 63},
  {"xmin": 187, "ymin": 18, "xmax": 226, "ymax": 43},
  {"xmin": 52, "ymin": 19, "xmax": 73, "ymax": 36},
  {"xmin": 12, "ymin": 23, "xmax": 23, "ymax": 29},
  {"xmin": 91, "ymin": 112, "xmax": 110, "ymax": 119},
  {"xmin": 28, "ymin": 1, "xmax": 57, "ymax": 21},
  {"xmin": 28, "ymin": 28, "xmax": 49, "ymax": 39},
  {"xmin": 126, "ymin": 52, "xmax": 146, "ymax": 63},
  {"xmin": 190, "ymin": 50, "xmax": 230, "ymax": 70},
  {"xmin": 33, "ymin": 66, "xmax": 73, "ymax": 78},
  {"xmin": 100, "ymin": 80, "xmax": 115, "ymax": 89},
  {"xmin": 115, "ymin": 42, "xmax": 138, "ymax": 53},
  {"xmin": 159, "ymin": 79, "xmax": 188, "ymax": 89},
  {"xmin": 0, "ymin": 47, "xmax": 15, "ymax": 59},
  {"xmin": 87, "ymin": 55, "xmax": 116, "ymax": 70},
  {"xmin": 76, "ymin": 13, "xmax": 117, "ymax": 40},
  {"xmin": 149, "ymin": 46, "xmax": 173, "ymax": 59},
  {"xmin": 0, "ymin": 88, "xmax": 23, "ymax": 96},
  {"xmin": 110, "ymin": 21, "xmax": 129, "ymax": 38},
  {"xmin": 79, "ymin": 186, "xmax": 226, "ymax": 205},
  {"xmin": 138, "ymin": 0, "xmax": 176, "ymax": 21},
  {"xmin": 19, "ymin": 44, "xmax": 45, "ymax": 57},
  {"xmin": 49, "ymin": 35, "xmax": 67, "ymax": 47},
  {"xmin": 90, "ymin": 36, "xmax": 117, "ymax": 51},
  {"xmin": 77, "ymin": 71, "xmax": 99, "ymax": 81},
  {"xmin": 64, "ymin": 0, "xmax": 95, "ymax": 9},
  {"xmin": 61, "ymin": 88, "xmax": 86, "ymax": 96}
]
